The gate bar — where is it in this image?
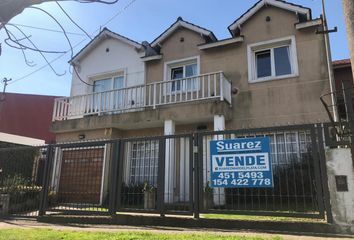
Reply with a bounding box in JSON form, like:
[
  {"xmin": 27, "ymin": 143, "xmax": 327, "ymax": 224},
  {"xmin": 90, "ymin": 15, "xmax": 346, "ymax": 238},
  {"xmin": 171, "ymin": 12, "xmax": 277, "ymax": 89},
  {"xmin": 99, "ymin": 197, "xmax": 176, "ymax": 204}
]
[
  {"xmin": 188, "ymin": 135, "xmax": 194, "ymax": 214},
  {"xmin": 157, "ymin": 137, "xmax": 166, "ymax": 217},
  {"xmin": 115, "ymin": 140, "xmax": 125, "ymax": 211},
  {"xmin": 316, "ymin": 124, "xmax": 334, "ymax": 223},
  {"xmin": 39, "ymin": 145, "xmax": 53, "ymax": 216},
  {"xmin": 310, "ymin": 127, "xmax": 326, "ymax": 219},
  {"xmin": 193, "ymin": 133, "xmax": 200, "ymax": 218},
  {"xmin": 109, "ymin": 141, "xmax": 120, "ymax": 215}
]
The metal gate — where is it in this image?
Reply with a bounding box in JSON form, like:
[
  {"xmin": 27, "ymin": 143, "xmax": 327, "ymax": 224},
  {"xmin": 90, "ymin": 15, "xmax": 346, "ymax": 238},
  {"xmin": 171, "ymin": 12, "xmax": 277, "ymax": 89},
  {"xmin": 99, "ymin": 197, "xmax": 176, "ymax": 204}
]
[
  {"xmin": 0, "ymin": 124, "xmax": 332, "ymax": 221},
  {"xmin": 0, "ymin": 145, "xmax": 47, "ymax": 217},
  {"xmin": 195, "ymin": 124, "xmax": 332, "ymax": 220}
]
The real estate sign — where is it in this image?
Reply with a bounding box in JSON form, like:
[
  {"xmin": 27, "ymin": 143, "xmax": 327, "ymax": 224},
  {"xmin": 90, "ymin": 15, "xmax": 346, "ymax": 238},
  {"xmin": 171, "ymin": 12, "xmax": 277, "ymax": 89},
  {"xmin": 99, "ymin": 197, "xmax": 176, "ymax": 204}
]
[{"xmin": 210, "ymin": 137, "xmax": 273, "ymax": 188}]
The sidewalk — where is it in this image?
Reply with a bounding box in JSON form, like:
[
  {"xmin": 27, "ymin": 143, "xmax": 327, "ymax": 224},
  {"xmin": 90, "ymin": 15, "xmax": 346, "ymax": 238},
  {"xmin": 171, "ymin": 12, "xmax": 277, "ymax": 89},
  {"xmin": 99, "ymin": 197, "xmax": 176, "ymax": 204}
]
[{"xmin": 0, "ymin": 218, "xmax": 352, "ymax": 240}]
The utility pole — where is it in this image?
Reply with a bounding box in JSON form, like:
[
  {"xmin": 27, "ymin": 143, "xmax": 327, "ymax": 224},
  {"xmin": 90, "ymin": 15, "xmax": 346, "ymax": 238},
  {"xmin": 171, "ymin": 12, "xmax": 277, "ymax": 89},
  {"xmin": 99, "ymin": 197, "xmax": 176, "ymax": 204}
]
[
  {"xmin": 342, "ymin": 0, "xmax": 354, "ymax": 82},
  {"xmin": 1, "ymin": 78, "xmax": 12, "ymax": 102},
  {"xmin": 319, "ymin": 0, "xmax": 339, "ymax": 122}
]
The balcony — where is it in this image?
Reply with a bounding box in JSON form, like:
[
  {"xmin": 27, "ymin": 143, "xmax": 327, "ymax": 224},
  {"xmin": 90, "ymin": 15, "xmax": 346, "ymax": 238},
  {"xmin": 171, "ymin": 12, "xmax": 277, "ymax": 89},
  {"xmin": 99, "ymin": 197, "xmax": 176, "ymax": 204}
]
[{"xmin": 52, "ymin": 71, "xmax": 232, "ymax": 121}]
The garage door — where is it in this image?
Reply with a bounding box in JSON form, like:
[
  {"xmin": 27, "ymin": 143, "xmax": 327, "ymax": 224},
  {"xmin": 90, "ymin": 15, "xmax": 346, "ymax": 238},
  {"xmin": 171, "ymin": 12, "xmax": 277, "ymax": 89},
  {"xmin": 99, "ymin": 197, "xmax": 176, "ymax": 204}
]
[{"xmin": 58, "ymin": 147, "xmax": 104, "ymax": 204}]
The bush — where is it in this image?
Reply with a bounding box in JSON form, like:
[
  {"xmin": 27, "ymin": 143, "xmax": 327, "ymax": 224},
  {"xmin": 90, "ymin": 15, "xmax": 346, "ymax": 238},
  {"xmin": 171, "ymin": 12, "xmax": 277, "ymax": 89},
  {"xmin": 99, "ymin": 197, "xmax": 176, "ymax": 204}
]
[{"xmin": 0, "ymin": 174, "xmax": 42, "ymax": 213}]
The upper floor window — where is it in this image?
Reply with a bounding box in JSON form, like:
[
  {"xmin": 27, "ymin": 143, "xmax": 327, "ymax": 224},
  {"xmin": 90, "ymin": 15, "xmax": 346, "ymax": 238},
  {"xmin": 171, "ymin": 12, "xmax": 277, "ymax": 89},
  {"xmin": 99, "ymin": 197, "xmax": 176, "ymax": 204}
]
[
  {"xmin": 247, "ymin": 36, "xmax": 298, "ymax": 83},
  {"xmin": 93, "ymin": 75, "xmax": 125, "ymax": 93},
  {"xmin": 165, "ymin": 56, "xmax": 200, "ymax": 92}
]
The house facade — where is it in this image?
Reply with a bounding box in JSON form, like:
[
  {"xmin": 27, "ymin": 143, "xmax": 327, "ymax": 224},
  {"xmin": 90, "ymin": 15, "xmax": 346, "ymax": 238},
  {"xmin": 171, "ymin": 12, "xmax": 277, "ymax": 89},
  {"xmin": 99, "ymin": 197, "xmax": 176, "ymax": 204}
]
[{"xmin": 50, "ymin": 0, "xmax": 332, "ymax": 205}]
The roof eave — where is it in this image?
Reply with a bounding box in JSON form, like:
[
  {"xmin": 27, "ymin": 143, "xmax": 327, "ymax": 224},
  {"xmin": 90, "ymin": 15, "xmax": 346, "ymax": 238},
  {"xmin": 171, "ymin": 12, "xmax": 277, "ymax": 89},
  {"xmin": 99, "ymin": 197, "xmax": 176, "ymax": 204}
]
[
  {"xmin": 227, "ymin": 0, "xmax": 311, "ymax": 37},
  {"xmin": 151, "ymin": 19, "xmax": 217, "ymax": 48},
  {"xmin": 69, "ymin": 29, "xmax": 142, "ymax": 64}
]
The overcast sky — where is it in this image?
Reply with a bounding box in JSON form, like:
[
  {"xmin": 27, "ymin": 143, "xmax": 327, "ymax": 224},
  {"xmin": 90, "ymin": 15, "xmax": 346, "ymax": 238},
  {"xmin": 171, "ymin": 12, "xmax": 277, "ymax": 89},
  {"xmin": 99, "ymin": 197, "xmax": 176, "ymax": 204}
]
[{"xmin": 0, "ymin": 0, "xmax": 348, "ymax": 97}]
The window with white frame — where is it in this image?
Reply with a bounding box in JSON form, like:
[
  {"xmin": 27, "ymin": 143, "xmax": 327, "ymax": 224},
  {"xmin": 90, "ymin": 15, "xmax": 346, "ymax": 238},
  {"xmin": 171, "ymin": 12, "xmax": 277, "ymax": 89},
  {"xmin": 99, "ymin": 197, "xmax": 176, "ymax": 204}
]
[
  {"xmin": 92, "ymin": 74, "xmax": 125, "ymax": 110},
  {"xmin": 165, "ymin": 57, "xmax": 199, "ymax": 92},
  {"xmin": 247, "ymin": 36, "xmax": 298, "ymax": 83},
  {"xmin": 128, "ymin": 140, "xmax": 159, "ymax": 186},
  {"xmin": 93, "ymin": 75, "xmax": 125, "ymax": 93}
]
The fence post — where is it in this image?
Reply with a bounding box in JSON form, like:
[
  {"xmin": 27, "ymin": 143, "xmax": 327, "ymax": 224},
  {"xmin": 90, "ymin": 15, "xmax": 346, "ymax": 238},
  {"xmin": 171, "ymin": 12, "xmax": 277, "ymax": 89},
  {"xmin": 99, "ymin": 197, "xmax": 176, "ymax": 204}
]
[
  {"xmin": 310, "ymin": 126, "xmax": 326, "ymax": 219},
  {"xmin": 193, "ymin": 133, "xmax": 201, "ymax": 219},
  {"xmin": 116, "ymin": 140, "xmax": 125, "ymax": 211},
  {"xmin": 157, "ymin": 137, "xmax": 166, "ymax": 217},
  {"xmin": 38, "ymin": 145, "xmax": 53, "ymax": 216},
  {"xmin": 109, "ymin": 140, "xmax": 120, "ymax": 215}
]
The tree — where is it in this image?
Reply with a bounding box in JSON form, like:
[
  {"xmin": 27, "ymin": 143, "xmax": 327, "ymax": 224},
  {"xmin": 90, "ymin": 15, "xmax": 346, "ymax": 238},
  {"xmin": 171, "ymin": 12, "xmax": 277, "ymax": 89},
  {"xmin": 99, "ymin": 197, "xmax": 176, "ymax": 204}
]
[
  {"xmin": 342, "ymin": 0, "xmax": 354, "ymax": 83},
  {"xmin": 0, "ymin": 0, "xmax": 119, "ymax": 87},
  {"xmin": 0, "ymin": 0, "xmax": 117, "ymax": 27}
]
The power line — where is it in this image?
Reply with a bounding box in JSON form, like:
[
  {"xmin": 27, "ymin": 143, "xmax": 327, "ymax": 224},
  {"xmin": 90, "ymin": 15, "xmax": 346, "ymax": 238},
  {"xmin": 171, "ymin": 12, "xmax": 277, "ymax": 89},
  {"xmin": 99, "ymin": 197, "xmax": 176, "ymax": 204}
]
[
  {"xmin": 1, "ymin": 22, "xmax": 87, "ymax": 36},
  {"xmin": 8, "ymin": 0, "xmax": 138, "ymax": 85}
]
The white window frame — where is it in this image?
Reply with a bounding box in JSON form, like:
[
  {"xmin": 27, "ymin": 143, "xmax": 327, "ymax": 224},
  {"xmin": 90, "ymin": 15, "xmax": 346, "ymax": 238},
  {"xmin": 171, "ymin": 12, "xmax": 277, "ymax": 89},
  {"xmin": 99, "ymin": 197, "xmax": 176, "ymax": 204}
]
[
  {"xmin": 247, "ymin": 36, "xmax": 299, "ymax": 83},
  {"xmin": 164, "ymin": 56, "xmax": 200, "ymax": 93},
  {"xmin": 89, "ymin": 69, "xmax": 127, "ymax": 93},
  {"xmin": 126, "ymin": 140, "xmax": 159, "ymax": 186}
]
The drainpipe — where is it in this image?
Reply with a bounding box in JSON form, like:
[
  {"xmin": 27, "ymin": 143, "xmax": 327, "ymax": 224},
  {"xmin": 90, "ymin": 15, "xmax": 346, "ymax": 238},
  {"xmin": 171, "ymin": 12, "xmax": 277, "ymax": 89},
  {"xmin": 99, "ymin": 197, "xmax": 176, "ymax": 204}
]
[{"xmin": 321, "ymin": 0, "xmax": 339, "ymax": 122}]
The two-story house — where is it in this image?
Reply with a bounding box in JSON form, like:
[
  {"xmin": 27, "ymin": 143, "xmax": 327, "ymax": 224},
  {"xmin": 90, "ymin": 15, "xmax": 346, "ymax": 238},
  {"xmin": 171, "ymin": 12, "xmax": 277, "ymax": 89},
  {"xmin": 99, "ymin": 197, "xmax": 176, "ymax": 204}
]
[{"xmin": 50, "ymin": 0, "xmax": 332, "ymax": 205}]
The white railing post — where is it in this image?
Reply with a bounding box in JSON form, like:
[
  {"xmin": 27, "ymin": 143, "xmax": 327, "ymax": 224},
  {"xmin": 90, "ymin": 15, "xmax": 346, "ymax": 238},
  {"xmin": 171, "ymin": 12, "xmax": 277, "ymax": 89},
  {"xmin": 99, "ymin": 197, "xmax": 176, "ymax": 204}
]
[
  {"xmin": 52, "ymin": 99, "xmax": 58, "ymax": 121},
  {"xmin": 97, "ymin": 92, "xmax": 101, "ymax": 115},
  {"xmin": 153, "ymin": 82, "xmax": 157, "ymax": 109},
  {"xmin": 220, "ymin": 72, "xmax": 224, "ymax": 101}
]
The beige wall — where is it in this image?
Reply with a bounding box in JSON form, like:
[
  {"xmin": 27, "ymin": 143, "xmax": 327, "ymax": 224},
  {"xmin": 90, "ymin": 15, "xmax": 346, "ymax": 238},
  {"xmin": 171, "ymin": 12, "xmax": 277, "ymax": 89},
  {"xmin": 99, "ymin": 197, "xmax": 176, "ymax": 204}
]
[
  {"xmin": 146, "ymin": 6, "xmax": 330, "ymax": 129},
  {"xmin": 55, "ymin": 123, "xmax": 215, "ymax": 142},
  {"xmin": 55, "ymin": 128, "xmax": 112, "ymax": 142},
  {"xmin": 54, "ymin": 5, "xmax": 331, "ymax": 140}
]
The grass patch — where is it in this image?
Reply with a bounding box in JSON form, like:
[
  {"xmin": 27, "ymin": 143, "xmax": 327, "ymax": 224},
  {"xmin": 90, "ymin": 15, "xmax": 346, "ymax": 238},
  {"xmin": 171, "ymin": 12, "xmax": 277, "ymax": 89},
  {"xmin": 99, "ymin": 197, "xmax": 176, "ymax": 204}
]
[
  {"xmin": 0, "ymin": 228, "xmax": 282, "ymax": 240},
  {"xmin": 202, "ymin": 214, "xmax": 324, "ymax": 222}
]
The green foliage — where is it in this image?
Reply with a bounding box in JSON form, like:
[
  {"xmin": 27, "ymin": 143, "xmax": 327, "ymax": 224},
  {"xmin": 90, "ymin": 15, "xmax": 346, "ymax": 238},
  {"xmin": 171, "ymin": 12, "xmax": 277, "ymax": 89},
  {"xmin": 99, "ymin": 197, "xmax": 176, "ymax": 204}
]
[
  {"xmin": 204, "ymin": 181, "xmax": 213, "ymax": 194},
  {"xmin": 0, "ymin": 174, "xmax": 42, "ymax": 213},
  {"xmin": 142, "ymin": 181, "xmax": 156, "ymax": 193},
  {"xmin": 0, "ymin": 146, "xmax": 40, "ymax": 182}
]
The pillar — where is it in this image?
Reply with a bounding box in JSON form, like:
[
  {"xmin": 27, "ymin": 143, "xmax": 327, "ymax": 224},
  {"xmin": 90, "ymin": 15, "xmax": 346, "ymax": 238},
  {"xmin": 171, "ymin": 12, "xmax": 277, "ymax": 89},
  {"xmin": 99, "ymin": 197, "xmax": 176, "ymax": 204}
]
[{"xmin": 326, "ymin": 148, "xmax": 354, "ymax": 233}]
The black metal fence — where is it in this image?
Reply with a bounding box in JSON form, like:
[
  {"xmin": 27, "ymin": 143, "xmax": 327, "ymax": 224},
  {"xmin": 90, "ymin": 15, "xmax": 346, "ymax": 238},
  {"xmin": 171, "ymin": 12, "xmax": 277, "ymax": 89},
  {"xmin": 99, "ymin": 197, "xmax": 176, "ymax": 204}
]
[
  {"xmin": 0, "ymin": 145, "xmax": 46, "ymax": 217},
  {"xmin": 0, "ymin": 124, "xmax": 333, "ymax": 222}
]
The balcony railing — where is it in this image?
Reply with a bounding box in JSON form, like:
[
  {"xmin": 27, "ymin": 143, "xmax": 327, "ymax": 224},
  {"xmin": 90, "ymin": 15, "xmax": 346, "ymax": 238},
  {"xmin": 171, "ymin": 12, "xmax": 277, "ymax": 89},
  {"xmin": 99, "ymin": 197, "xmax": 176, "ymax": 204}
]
[{"xmin": 53, "ymin": 71, "xmax": 232, "ymax": 121}]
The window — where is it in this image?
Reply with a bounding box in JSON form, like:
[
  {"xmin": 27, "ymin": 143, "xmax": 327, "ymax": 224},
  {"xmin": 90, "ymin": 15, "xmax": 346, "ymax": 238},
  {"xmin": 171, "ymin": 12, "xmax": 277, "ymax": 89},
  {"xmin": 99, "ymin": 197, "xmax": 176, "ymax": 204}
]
[
  {"xmin": 92, "ymin": 74, "xmax": 125, "ymax": 110},
  {"xmin": 93, "ymin": 75, "xmax": 124, "ymax": 93},
  {"xmin": 248, "ymin": 36, "xmax": 298, "ymax": 83},
  {"xmin": 165, "ymin": 57, "xmax": 199, "ymax": 92},
  {"xmin": 128, "ymin": 141, "xmax": 159, "ymax": 186}
]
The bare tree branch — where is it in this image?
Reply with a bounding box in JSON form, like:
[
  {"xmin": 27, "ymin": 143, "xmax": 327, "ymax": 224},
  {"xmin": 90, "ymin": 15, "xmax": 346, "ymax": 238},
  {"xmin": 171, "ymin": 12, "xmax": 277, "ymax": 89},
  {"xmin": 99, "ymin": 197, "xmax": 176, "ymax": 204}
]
[
  {"xmin": 29, "ymin": 6, "xmax": 93, "ymax": 85},
  {"xmin": 0, "ymin": 0, "xmax": 119, "ymax": 28}
]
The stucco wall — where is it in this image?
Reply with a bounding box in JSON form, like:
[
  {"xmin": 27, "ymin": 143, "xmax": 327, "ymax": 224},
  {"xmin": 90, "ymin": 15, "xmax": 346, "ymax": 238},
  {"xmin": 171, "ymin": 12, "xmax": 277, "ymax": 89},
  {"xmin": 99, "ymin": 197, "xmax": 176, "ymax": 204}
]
[
  {"xmin": 325, "ymin": 148, "xmax": 354, "ymax": 233},
  {"xmin": 71, "ymin": 37, "xmax": 145, "ymax": 97},
  {"xmin": 146, "ymin": 6, "xmax": 330, "ymax": 129}
]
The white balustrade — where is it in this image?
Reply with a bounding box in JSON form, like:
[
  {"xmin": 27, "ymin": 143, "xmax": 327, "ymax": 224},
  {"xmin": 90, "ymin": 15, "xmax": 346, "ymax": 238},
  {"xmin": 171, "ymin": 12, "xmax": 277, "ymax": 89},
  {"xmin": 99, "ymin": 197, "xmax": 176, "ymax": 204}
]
[{"xmin": 52, "ymin": 72, "xmax": 232, "ymax": 121}]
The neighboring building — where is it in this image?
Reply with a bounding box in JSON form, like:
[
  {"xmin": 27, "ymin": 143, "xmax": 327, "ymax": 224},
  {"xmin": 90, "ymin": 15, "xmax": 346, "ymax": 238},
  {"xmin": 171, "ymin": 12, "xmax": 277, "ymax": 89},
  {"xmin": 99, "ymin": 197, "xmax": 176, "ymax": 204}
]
[
  {"xmin": 50, "ymin": 0, "xmax": 332, "ymax": 204},
  {"xmin": 0, "ymin": 92, "xmax": 58, "ymax": 145},
  {"xmin": 333, "ymin": 59, "xmax": 353, "ymax": 119}
]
